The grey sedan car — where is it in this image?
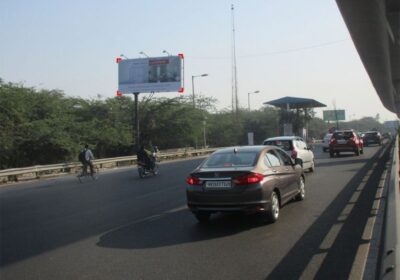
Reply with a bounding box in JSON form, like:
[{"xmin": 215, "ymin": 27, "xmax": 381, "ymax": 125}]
[{"xmin": 186, "ymin": 146, "xmax": 305, "ymax": 223}]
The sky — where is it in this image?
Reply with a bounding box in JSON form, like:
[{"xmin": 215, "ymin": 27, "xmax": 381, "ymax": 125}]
[{"xmin": 0, "ymin": 0, "xmax": 398, "ymax": 122}]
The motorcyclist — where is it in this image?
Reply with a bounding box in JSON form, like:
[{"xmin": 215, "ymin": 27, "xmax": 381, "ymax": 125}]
[{"xmin": 137, "ymin": 145, "xmax": 154, "ymax": 170}]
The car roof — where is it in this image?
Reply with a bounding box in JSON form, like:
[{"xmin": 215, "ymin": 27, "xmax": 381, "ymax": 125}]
[
  {"xmin": 213, "ymin": 145, "xmax": 267, "ymax": 154},
  {"xmin": 333, "ymin": 130, "xmax": 354, "ymax": 133},
  {"xmin": 264, "ymin": 136, "xmax": 304, "ymax": 141}
]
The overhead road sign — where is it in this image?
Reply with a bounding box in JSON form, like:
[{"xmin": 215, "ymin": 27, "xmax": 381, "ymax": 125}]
[{"xmin": 323, "ymin": 110, "xmax": 346, "ymax": 121}]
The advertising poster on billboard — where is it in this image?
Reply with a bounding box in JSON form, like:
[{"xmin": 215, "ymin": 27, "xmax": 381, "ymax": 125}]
[{"xmin": 118, "ymin": 55, "xmax": 184, "ymax": 93}]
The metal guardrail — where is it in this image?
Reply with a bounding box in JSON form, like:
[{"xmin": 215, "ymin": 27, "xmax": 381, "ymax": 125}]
[
  {"xmin": 381, "ymin": 135, "xmax": 400, "ymax": 279},
  {"xmin": 0, "ymin": 148, "xmax": 218, "ymax": 184}
]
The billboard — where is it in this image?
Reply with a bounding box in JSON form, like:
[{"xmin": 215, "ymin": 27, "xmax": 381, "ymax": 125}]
[
  {"xmin": 118, "ymin": 55, "xmax": 184, "ymax": 93},
  {"xmin": 323, "ymin": 110, "xmax": 346, "ymax": 121}
]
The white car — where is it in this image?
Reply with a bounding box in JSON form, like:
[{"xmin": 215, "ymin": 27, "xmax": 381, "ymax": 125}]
[
  {"xmin": 322, "ymin": 133, "xmax": 333, "ymax": 152},
  {"xmin": 263, "ymin": 136, "xmax": 315, "ymax": 172}
]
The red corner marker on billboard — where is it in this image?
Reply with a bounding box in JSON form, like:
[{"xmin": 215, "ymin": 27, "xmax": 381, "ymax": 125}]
[
  {"xmin": 178, "ymin": 87, "xmax": 184, "ymax": 93},
  {"xmin": 116, "ymin": 57, "xmax": 122, "ymax": 63},
  {"xmin": 116, "ymin": 91, "xmax": 123, "ymax": 96},
  {"xmin": 178, "ymin": 53, "xmax": 184, "ymax": 59}
]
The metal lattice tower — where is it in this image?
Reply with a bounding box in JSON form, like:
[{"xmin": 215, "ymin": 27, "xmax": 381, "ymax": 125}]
[{"xmin": 231, "ymin": 4, "xmax": 239, "ymax": 114}]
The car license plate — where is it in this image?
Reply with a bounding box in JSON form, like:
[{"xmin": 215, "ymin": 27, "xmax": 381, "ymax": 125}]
[
  {"xmin": 337, "ymin": 139, "xmax": 346, "ymax": 144},
  {"xmin": 205, "ymin": 181, "xmax": 231, "ymax": 188}
]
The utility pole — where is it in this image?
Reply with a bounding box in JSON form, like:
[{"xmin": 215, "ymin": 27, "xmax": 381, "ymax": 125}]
[{"xmin": 134, "ymin": 92, "xmax": 140, "ymax": 152}]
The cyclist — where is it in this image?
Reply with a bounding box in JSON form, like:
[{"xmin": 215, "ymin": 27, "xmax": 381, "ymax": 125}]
[{"xmin": 79, "ymin": 144, "xmax": 95, "ymax": 177}]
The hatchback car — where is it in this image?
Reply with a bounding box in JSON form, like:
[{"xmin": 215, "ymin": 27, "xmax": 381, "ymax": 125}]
[
  {"xmin": 263, "ymin": 136, "xmax": 315, "ymax": 172},
  {"xmin": 363, "ymin": 131, "xmax": 382, "ymax": 146},
  {"xmin": 186, "ymin": 146, "xmax": 305, "ymax": 223},
  {"xmin": 329, "ymin": 130, "xmax": 364, "ymax": 157}
]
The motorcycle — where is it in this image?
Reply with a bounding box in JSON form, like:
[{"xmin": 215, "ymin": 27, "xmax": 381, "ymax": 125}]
[{"xmin": 137, "ymin": 151, "xmax": 159, "ymax": 178}]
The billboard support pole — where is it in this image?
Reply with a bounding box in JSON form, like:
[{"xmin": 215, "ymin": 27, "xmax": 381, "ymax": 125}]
[{"xmin": 134, "ymin": 92, "xmax": 140, "ymax": 153}]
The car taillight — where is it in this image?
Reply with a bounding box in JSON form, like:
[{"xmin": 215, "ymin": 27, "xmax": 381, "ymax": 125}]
[
  {"xmin": 330, "ymin": 138, "xmax": 337, "ymax": 144},
  {"xmin": 186, "ymin": 175, "xmax": 202, "ymax": 185},
  {"xmin": 233, "ymin": 173, "xmax": 264, "ymax": 185},
  {"xmin": 291, "ymin": 148, "xmax": 298, "ymax": 159}
]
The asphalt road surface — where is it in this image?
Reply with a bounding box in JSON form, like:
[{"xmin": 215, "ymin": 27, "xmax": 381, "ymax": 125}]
[{"xmin": 0, "ymin": 143, "xmax": 392, "ymax": 280}]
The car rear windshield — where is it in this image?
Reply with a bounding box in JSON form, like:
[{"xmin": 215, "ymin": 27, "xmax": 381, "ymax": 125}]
[
  {"xmin": 263, "ymin": 140, "xmax": 293, "ymax": 151},
  {"xmin": 365, "ymin": 132, "xmax": 378, "ymax": 136},
  {"xmin": 333, "ymin": 131, "xmax": 354, "ymax": 140},
  {"xmin": 202, "ymin": 152, "xmax": 258, "ymax": 168}
]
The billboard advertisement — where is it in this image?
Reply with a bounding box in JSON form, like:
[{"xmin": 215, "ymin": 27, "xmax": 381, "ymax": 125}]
[
  {"xmin": 323, "ymin": 110, "xmax": 346, "ymax": 121},
  {"xmin": 118, "ymin": 55, "xmax": 184, "ymax": 93}
]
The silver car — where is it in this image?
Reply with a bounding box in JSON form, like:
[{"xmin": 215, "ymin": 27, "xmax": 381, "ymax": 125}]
[{"xmin": 263, "ymin": 136, "xmax": 315, "ymax": 172}]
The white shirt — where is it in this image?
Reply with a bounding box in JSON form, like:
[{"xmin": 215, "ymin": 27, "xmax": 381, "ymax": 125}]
[{"xmin": 85, "ymin": 149, "xmax": 94, "ymax": 161}]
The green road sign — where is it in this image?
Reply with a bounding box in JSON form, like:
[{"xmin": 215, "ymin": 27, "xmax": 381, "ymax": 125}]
[{"xmin": 323, "ymin": 110, "xmax": 345, "ymax": 121}]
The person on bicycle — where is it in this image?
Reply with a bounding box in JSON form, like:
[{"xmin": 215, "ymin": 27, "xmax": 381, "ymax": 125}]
[{"xmin": 82, "ymin": 144, "xmax": 95, "ymax": 176}]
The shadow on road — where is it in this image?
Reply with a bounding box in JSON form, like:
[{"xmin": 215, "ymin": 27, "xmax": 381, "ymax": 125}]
[
  {"xmin": 316, "ymin": 158, "xmax": 369, "ymax": 168},
  {"xmin": 96, "ymin": 211, "xmax": 266, "ymax": 249},
  {"xmin": 265, "ymin": 142, "xmax": 391, "ymax": 279}
]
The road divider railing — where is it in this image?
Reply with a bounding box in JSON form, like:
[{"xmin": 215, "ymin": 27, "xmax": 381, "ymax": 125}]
[
  {"xmin": 0, "ymin": 148, "xmax": 218, "ymax": 184},
  {"xmin": 380, "ymin": 135, "xmax": 400, "ymax": 280}
]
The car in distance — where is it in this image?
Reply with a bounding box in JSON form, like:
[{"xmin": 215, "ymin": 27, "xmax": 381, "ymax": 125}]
[
  {"xmin": 363, "ymin": 131, "xmax": 382, "ymax": 146},
  {"xmin": 186, "ymin": 146, "xmax": 305, "ymax": 223},
  {"xmin": 322, "ymin": 133, "xmax": 333, "ymax": 152},
  {"xmin": 329, "ymin": 130, "xmax": 364, "ymax": 157},
  {"xmin": 263, "ymin": 136, "xmax": 315, "ymax": 172}
]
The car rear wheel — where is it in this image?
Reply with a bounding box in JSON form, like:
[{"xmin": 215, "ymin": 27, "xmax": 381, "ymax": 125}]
[
  {"xmin": 266, "ymin": 191, "xmax": 280, "ymax": 223},
  {"xmin": 355, "ymin": 149, "xmax": 360, "ymax": 156},
  {"xmin": 195, "ymin": 212, "xmax": 211, "ymax": 223},
  {"xmin": 295, "ymin": 177, "xmax": 305, "ymax": 201},
  {"xmin": 329, "ymin": 151, "xmax": 334, "ymax": 158},
  {"xmin": 309, "ymin": 159, "xmax": 315, "ymax": 172}
]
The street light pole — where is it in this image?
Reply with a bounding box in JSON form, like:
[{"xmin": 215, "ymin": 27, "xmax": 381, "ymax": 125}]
[
  {"xmin": 191, "ymin": 73, "xmax": 208, "ymax": 108},
  {"xmin": 192, "ymin": 75, "xmax": 195, "ymax": 107},
  {"xmin": 202, "ymin": 120, "xmax": 207, "ymax": 148},
  {"xmin": 247, "ymin": 90, "xmax": 260, "ymax": 111},
  {"xmin": 139, "ymin": 51, "xmax": 149, "ymax": 58}
]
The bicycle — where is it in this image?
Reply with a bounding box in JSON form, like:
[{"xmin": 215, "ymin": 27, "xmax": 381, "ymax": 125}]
[{"xmin": 77, "ymin": 164, "xmax": 99, "ymax": 183}]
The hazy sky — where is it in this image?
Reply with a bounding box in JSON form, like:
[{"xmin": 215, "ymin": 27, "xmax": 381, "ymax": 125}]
[{"xmin": 0, "ymin": 0, "xmax": 397, "ymax": 122}]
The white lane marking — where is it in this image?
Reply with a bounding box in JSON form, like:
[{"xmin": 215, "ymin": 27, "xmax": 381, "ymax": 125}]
[
  {"xmin": 319, "ymin": 223, "xmax": 344, "ymax": 250},
  {"xmin": 349, "ymin": 191, "xmax": 361, "ymax": 203},
  {"xmin": 349, "ymin": 243, "xmax": 370, "ymax": 279},
  {"xmin": 299, "ymin": 253, "xmax": 328, "ymax": 280}
]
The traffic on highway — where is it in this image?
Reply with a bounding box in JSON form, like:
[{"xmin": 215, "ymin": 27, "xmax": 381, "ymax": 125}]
[
  {"xmin": 0, "ymin": 140, "xmax": 393, "ymax": 279},
  {"xmin": 1, "ymin": 1, "xmax": 399, "ymax": 279}
]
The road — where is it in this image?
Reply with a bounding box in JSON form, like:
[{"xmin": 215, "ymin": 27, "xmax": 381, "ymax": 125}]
[{"xmin": 0, "ymin": 143, "xmax": 392, "ymax": 280}]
